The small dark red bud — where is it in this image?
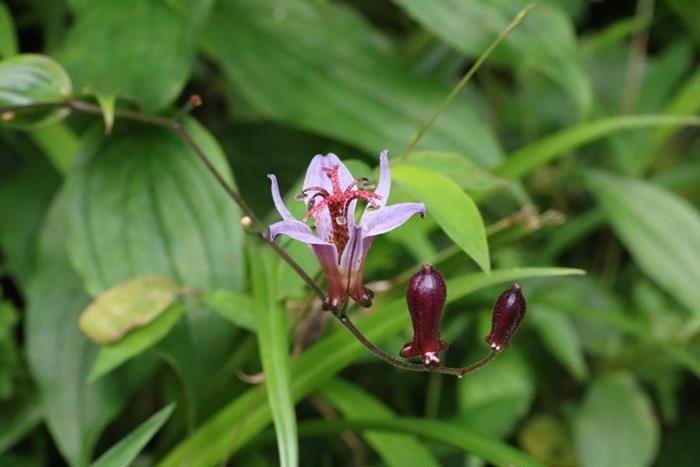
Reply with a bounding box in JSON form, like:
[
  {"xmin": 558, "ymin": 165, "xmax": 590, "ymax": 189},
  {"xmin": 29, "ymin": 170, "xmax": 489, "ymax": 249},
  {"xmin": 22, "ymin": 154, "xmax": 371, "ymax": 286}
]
[
  {"xmin": 485, "ymin": 283, "xmax": 526, "ymax": 352},
  {"xmin": 400, "ymin": 264, "xmax": 448, "ymax": 367}
]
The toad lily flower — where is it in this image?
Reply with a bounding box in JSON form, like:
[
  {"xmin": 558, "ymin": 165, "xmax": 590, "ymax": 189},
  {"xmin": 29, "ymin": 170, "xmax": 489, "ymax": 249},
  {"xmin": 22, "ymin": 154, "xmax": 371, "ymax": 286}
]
[{"xmin": 268, "ymin": 151, "xmax": 425, "ymax": 312}]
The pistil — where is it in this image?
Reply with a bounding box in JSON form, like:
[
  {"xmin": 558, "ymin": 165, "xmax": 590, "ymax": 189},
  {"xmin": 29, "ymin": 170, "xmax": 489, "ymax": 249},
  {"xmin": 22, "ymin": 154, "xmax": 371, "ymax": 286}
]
[{"xmin": 298, "ymin": 165, "xmax": 382, "ymax": 259}]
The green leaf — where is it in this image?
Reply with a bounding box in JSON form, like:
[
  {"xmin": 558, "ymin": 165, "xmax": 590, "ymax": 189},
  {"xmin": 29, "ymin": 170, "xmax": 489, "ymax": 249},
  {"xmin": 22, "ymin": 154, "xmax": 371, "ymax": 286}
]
[
  {"xmin": 0, "ymin": 155, "xmax": 60, "ymax": 289},
  {"xmin": 456, "ymin": 350, "xmax": 535, "ymax": 439},
  {"xmin": 95, "ymin": 94, "xmax": 116, "ymax": 134},
  {"xmin": 638, "ymin": 68, "xmax": 700, "ymax": 174},
  {"xmin": 91, "ymin": 404, "xmax": 175, "ymax": 467},
  {"xmin": 160, "ymin": 267, "xmax": 582, "ymax": 467},
  {"xmin": 529, "ymin": 278, "xmax": 626, "ymax": 358},
  {"xmin": 28, "ymin": 122, "xmax": 80, "ymax": 174},
  {"xmin": 573, "ymin": 372, "xmax": 659, "ymax": 467},
  {"xmin": 0, "ymin": 54, "xmax": 72, "ymax": 128},
  {"xmin": 202, "ymin": 289, "xmax": 255, "ymax": 331},
  {"xmin": 392, "ymin": 165, "xmax": 490, "ymax": 272},
  {"xmin": 89, "ymin": 304, "xmax": 185, "ymax": 382},
  {"xmin": 66, "ymin": 119, "xmax": 244, "ymax": 295},
  {"xmin": 157, "ymin": 304, "xmax": 239, "ymax": 423},
  {"xmin": 79, "ymin": 276, "xmax": 182, "ymax": 344},
  {"xmin": 607, "ymin": 42, "xmax": 693, "ymax": 175},
  {"xmin": 0, "ymin": 300, "xmax": 19, "ymax": 398},
  {"xmin": 530, "ymin": 304, "xmax": 588, "ymax": 381},
  {"xmin": 0, "ymin": 1, "xmax": 17, "ymax": 58},
  {"xmin": 26, "ymin": 192, "xmax": 153, "ymax": 466},
  {"xmin": 533, "ymin": 278, "xmax": 700, "ymax": 377},
  {"xmin": 251, "ymin": 247, "xmax": 297, "ymax": 467},
  {"xmin": 581, "ymin": 15, "xmax": 650, "ymax": 54},
  {"xmin": 200, "ymin": 0, "xmax": 503, "ymax": 166},
  {"xmin": 497, "ymin": 115, "xmax": 700, "ymax": 179},
  {"xmin": 319, "ymin": 379, "xmax": 440, "ymax": 467},
  {"xmin": 666, "ymin": 0, "xmax": 700, "ymax": 45},
  {"xmin": 406, "ymin": 151, "xmax": 510, "ymax": 193},
  {"xmin": 586, "ymin": 170, "xmax": 700, "ymax": 315},
  {"xmin": 392, "ymin": 0, "xmax": 592, "ymax": 113},
  {"xmin": 0, "ymin": 395, "xmax": 43, "ymax": 454},
  {"xmin": 57, "ymin": 0, "xmax": 194, "ymax": 110},
  {"xmin": 292, "ymin": 418, "xmax": 543, "ymax": 467}
]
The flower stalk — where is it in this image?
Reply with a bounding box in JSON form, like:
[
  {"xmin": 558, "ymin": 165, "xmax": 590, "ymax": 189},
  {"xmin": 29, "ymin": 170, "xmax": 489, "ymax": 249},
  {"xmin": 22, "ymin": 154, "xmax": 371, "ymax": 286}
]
[{"xmin": 1, "ymin": 101, "xmax": 512, "ymax": 379}]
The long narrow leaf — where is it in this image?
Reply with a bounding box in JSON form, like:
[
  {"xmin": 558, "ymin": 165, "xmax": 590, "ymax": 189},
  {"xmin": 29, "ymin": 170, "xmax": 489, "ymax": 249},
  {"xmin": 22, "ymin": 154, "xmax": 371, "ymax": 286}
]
[
  {"xmin": 160, "ymin": 267, "xmax": 583, "ymax": 467},
  {"xmin": 586, "ymin": 170, "xmax": 700, "ymax": 315},
  {"xmin": 497, "ymin": 115, "xmax": 700, "ymax": 179},
  {"xmin": 320, "ymin": 379, "xmax": 441, "ymax": 467},
  {"xmin": 291, "ymin": 418, "xmax": 544, "ymax": 467},
  {"xmin": 250, "ymin": 247, "xmax": 298, "ymax": 467},
  {"xmin": 91, "ymin": 404, "xmax": 175, "ymax": 467}
]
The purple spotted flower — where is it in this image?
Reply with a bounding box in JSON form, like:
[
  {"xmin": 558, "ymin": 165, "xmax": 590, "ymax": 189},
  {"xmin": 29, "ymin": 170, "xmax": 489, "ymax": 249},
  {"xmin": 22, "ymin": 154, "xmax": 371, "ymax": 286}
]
[{"xmin": 268, "ymin": 150, "xmax": 425, "ymax": 311}]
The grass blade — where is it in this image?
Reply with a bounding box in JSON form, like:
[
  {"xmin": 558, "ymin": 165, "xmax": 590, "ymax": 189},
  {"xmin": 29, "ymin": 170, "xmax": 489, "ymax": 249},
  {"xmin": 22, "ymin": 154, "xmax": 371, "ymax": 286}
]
[
  {"xmin": 279, "ymin": 418, "xmax": 544, "ymax": 467},
  {"xmin": 320, "ymin": 379, "xmax": 441, "ymax": 467},
  {"xmin": 250, "ymin": 248, "xmax": 298, "ymax": 467},
  {"xmin": 91, "ymin": 404, "xmax": 175, "ymax": 467},
  {"xmin": 160, "ymin": 267, "xmax": 583, "ymax": 467},
  {"xmin": 497, "ymin": 115, "xmax": 700, "ymax": 179},
  {"xmin": 586, "ymin": 170, "xmax": 700, "ymax": 315}
]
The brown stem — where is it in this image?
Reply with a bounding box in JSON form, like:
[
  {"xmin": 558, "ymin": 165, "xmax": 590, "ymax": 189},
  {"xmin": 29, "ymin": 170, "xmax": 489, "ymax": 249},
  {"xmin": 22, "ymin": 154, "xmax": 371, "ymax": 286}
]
[
  {"xmin": 1, "ymin": 97, "xmax": 326, "ymax": 302},
  {"xmin": 338, "ymin": 313, "xmax": 497, "ymax": 377},
  {"xmin": 2, "ymin": 97, "xmax": 499, "ymax": 378}
]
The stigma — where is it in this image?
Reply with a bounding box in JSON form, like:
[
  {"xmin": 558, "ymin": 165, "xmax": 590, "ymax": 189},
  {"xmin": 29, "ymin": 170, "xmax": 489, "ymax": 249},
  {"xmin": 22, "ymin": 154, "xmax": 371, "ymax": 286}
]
[{"xmin": 297, "ymin": 165, "xmax": 382, "ymax": 256}]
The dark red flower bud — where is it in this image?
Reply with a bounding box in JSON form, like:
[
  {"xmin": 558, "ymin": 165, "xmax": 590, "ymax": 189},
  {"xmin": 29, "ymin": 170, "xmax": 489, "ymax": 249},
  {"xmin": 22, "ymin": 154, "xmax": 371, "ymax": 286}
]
[
  {"xmin": 485, "ymin": 283, "xmax": 526, "ymax": 351},
  {"xmin": 400, "ymin": 264, "xmax": 448, "ymax": 367}
]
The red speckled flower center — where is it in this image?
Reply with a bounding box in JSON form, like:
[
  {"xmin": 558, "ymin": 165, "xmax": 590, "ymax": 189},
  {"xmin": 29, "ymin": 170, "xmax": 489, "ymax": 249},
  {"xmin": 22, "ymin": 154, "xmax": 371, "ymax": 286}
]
[{"xmin": 300, "ymin": 165, "xmax": 382, "ymax": 257}]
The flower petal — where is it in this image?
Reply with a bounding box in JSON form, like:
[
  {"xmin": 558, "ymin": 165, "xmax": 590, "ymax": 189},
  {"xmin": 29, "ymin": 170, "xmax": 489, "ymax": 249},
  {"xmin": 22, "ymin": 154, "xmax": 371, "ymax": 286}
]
[
  {"xmin": 267, "ymin": 174, "xmax": 295, "ymax": 221},
  {"xmin": 269, "ymin": 219, "xmax": 331, "ymax": 246},
  {"xmin": 302, "ymin": 153, "xmax": 354, "ymax": 240},
  {"xmin": 310, "ymin": 243, "xmax": 345, "ymax": 309},
  {"xmin": 303, "ymin": 153, "xmax": 354, "ymax": 193},
  {"xmin": 339, "ymin": 225, "xmax": 368, "ymax": 274},
  {"xmin": 373, "ymin": 149, "xmax": 392, "ymax": 209},
  {"xmin": 361, "ymin": 202, "xmax": 426, "ymax": 237}
]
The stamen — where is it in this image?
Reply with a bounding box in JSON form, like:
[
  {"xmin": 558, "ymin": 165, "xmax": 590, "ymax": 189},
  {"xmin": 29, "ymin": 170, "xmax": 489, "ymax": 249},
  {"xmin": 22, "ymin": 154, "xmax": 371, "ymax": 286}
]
[
  {"xmin": 359, "ymin": 180, "xmax": 375, "ymax": 190},
  {"xmin": 302, "ymin": 164, "xmax": 384, "ymax": 254}
]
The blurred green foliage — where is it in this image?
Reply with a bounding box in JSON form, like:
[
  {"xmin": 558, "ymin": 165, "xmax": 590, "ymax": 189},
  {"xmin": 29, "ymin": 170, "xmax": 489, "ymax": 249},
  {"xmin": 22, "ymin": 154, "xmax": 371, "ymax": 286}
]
[{"xmin": 0, "ymin": 0, "xmax": 699, "ymax": 466}]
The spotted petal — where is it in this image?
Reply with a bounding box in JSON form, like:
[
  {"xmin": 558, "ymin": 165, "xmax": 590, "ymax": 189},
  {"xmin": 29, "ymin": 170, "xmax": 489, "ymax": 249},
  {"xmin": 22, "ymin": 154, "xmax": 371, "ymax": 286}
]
[
  {"xmin": 373, "ymin": 149, "xmax": 392, "ymax": 209},
  {"xmin": 361, "ymin": 202, "xmax": 426, "ymax": 237},
  {"xmin": 267, "ymin": 174, "xmax": 294, "ymax": 221},
  {"xmin": 339, "ymin": 225, "xmax": 366, "ymax": 275},
  {"xmin": 303, "ymin": 153, "xmax": 355, "ymax": 193},
  {"xmin": 269, "ymin": 219, "xmax": 331, "ymax": 246}
]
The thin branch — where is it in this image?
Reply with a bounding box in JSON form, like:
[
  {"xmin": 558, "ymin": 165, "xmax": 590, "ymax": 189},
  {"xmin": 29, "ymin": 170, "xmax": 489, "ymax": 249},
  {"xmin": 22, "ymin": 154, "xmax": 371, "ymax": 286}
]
[
  {"xmin": 1, "ymin": 97, "xmax": 326, "ymax": 302},
  {"xmin": 2, "ymin": 97, "xmax": 499, "ymax": 378},
  {"xmin": 401, "ymin": 2, "xmax": 537, "ymax": 160},
  {"xmin": 338, "ymin": 314, "xmax": 497, "ymax": 377}
]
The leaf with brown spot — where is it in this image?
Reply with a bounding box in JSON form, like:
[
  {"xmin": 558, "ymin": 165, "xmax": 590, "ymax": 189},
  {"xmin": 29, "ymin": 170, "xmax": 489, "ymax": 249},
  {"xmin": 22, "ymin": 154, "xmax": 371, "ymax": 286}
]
[{"xmin": 79, "ymin": 276, "xmax": 181, "ymax": 344}]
